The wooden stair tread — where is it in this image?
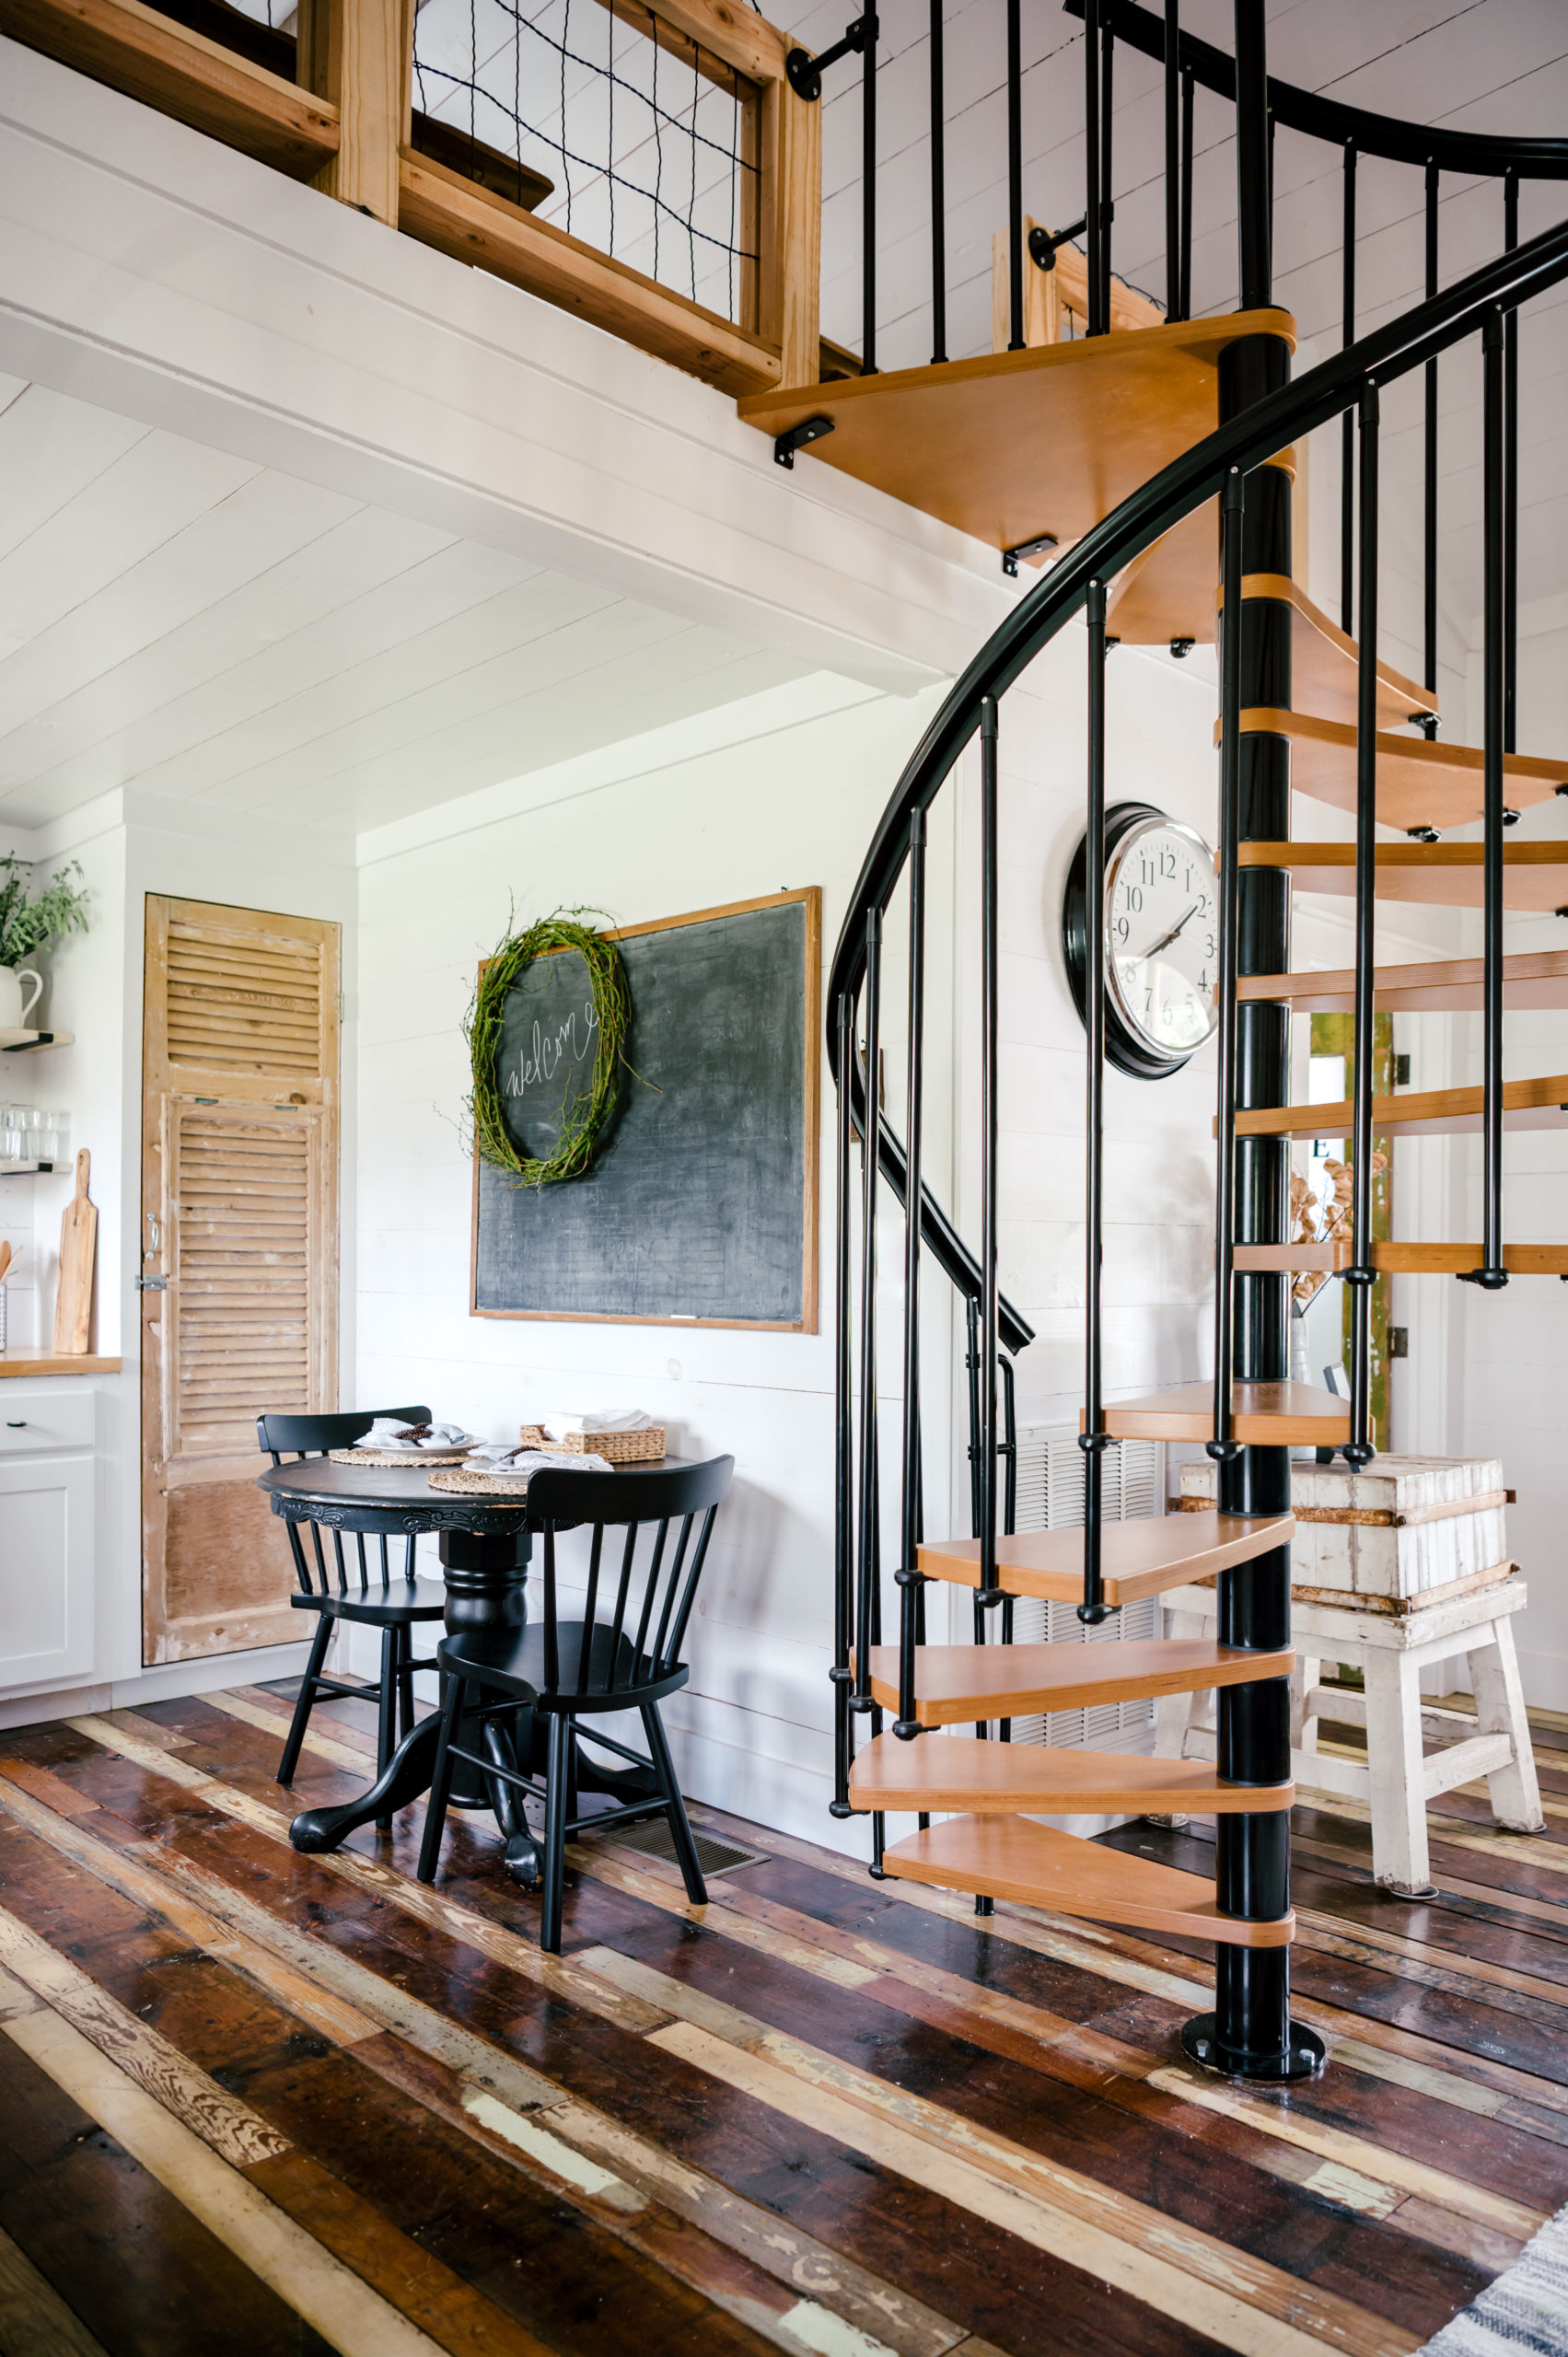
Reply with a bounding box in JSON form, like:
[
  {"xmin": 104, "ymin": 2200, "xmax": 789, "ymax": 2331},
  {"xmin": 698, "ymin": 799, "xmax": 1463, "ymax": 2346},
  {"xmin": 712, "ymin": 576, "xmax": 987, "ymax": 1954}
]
[
  {"xmin": 851, "ymin": 1731, "xmax": 1294, "ymax": 1814},
  {"xmin": 916, "ymin": 1509, "xmax": 1293, "ymax": 1606},
  {"xmin": 880, "ymin": 1815, "xmax": 1295, "ymax": 1947},
  {"xmin": 1237, "ymin": 949, "xmax": 1568, "ymax": 1013},
  {"xmin": 1227, "ymin": 1073, "xmax": 1568, "ymax": 1142},
  {"xmin": 737, "ymin": 309, "xmax": 1295, "ymax": 563},
  {"xmin": 1097, "ymin": 1381, "xmax": 1350, "ymax": 1445},
  {"xmin": 1236, "ymin": 1240, "xmax": 1568, "ymax": 1275},
  {"xmin": 1241, "ymin": 840, "xmax": 1568, "ymax": 911},
  {"xmin": 1234, "ymin": 576, "xmax": 1431, "ymax": 728},
  {"xmin": 865, "ymin": 1636, "xmax": 1294, "ymax": 1723},
  {"xmin": 1234, "ymin": 709, "xmax": 1567, "ymax": 830}
]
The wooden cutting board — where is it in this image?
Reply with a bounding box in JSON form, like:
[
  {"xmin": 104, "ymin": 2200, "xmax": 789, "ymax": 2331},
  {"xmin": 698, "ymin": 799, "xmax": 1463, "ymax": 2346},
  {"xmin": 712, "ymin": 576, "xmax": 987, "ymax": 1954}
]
[{"xmin": 53, "ymin": 1148, "xmax": 97, "ymax": 1356}]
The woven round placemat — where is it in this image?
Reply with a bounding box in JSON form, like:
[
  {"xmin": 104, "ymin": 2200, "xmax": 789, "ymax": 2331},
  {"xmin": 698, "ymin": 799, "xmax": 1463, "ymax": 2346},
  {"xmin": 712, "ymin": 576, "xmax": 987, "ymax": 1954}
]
[
  {"xmin": 426, "ymin": 1466, "xmax": 535, "ymax": 1497},
  {"xmin": 329, "ymin": 1446, "xmax": 473, "ymax": 1467}
]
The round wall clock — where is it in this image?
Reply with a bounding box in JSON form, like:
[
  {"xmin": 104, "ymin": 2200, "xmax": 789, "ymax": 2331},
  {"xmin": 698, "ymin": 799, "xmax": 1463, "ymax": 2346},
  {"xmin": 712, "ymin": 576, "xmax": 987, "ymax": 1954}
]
[{"xmin": 1062, "ymin": 800, "xmax": 1220, "ymax": 1079}]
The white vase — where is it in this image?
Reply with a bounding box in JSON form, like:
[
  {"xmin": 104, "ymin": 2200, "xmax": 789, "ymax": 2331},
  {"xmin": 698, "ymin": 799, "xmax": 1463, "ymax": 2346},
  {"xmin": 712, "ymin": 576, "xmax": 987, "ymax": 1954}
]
[{"xmin": 0, "ymin": 967, "xmax": 42, "ymax": 1029}]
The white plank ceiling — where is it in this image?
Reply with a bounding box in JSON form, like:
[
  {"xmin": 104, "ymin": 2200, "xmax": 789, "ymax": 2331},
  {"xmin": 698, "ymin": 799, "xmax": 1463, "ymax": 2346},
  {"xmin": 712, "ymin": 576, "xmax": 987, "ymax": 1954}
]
[{"xmin": 0, "ymin": 373, "xmax": 807, "ymax": 838}]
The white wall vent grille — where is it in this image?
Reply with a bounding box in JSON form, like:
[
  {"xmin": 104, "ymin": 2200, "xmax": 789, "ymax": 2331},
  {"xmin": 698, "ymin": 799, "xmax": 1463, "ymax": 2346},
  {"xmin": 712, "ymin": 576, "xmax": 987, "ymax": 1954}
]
[{"xmin": 1005, "ymin": 1424, "xmax": 1164, "ymax": 1753}]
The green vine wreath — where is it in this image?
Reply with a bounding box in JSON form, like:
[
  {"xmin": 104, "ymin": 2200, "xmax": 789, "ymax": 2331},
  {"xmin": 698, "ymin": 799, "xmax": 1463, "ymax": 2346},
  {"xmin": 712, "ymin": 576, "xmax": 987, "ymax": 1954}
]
[{"xmin": 467, "ymin": 909, "xmax": 631, "ymax": 1184}]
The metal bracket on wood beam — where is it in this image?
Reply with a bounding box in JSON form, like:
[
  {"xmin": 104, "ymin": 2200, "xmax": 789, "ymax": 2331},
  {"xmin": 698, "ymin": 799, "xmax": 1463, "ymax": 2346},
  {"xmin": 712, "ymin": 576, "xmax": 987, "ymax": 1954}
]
[
  {"xmin": 773, "ymin": 415, "xmax": 836, "ymax": 470},
  {"xmin": 1002, "ymin": 531, "xmax": 1059, "ymax": 578},
  {"xmin": 785, "ymin": 16, "xmax": 875, "ymax": 103},
  {"xmin": 1028, "ymin": 218, "xmax": 1088, "ymax": 273}
]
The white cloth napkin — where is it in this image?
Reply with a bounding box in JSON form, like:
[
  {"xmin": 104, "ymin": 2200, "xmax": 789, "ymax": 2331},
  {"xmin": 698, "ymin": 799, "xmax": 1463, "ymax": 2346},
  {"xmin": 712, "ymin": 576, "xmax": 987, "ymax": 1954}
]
[
  {"xmin": 360, "ymin": 1418, "xmax": 473, "ymax": 1452},
  {"xmin": 464, "ymin": 1445, "xmax": 614, "ymax": 1484},
  {"xmin": 540, "ymin": 1409, "xmax": 650, "ymax": 1441}
]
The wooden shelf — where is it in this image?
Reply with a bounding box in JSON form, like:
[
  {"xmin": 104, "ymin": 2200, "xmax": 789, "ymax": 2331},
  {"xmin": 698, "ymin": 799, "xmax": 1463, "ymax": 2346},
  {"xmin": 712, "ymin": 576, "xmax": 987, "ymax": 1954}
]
[
  {"xmin": 864, "ymin": 1635, "xmax": 1294, "ymax": 1724},
  {"xmin": 1098, "ymin": 1380, "xmax": 1350, "ymax": 1446},
  {"xmin": 851, "ymin": 1731, "xmax": 1294, "ymax": 1816},
  {"xmin": 1236, "ymin": 1240, "xmax": 1568, "ymax": 1275},
  {"xmin": 917, "ymin": 1508, "xmax": 1293, "ymax": 1607},
  {"xmin": 880, "ymin": 1815, "xmax": 1295, "ymax": 1946},
  {"xmin": 0, "ymin": 1029, "xmax": 75, "ymax": 1054},
  {"xmin": 0, "ymin": 1353, "xmax": 121, "ymax": 1377},
  {"xmin": 1230, "ymin": 1072, "xmax": 1568, "ymax": 1142},
  {"xmin": 1238, "ymin": 949, "xmax": 1568, "ymax": 1014},
  {"xmin": 1240, "ymin": 839, "xmax": 1568, "ymax": 911},
  {"xmin": 1234, "ymin": 709, "xmax": 1567, "ymax": 831},
  {"xmin": 737, "ymin": 309, "xmax": 1295, "ymax": 564},
  {"xmin": 0, "ymin": 1161, "xmax": 55, "ymax": 1178}
]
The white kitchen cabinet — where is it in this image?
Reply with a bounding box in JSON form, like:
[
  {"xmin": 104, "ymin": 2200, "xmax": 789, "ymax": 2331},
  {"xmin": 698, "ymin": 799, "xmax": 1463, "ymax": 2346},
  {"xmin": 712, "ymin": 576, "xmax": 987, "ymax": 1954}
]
[{"xmin": 0, "ymin": 1388, "xmax": 96, "ymax": 1690}]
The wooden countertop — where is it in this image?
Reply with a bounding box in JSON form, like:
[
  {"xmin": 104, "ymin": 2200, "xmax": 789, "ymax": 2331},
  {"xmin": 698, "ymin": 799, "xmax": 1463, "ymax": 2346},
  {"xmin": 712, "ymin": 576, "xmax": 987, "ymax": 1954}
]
[{"xmin": 0, "ymin": 1353, "xmax": 122, "ymax": 1378}]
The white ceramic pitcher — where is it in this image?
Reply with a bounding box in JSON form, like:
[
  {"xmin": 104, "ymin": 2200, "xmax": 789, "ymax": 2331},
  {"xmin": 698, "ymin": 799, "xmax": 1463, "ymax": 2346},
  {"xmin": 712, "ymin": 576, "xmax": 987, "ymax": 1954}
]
[{"xmin": 0, "ymin": 967, "xmax": 42, "ymax": 1030}]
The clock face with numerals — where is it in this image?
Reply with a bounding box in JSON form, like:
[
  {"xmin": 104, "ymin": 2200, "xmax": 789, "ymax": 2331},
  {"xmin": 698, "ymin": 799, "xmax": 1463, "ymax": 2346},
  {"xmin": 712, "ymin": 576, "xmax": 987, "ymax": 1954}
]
[{"xmin": 1062, "ymin": 802, "xmax": 1220, "ymax": 1079}]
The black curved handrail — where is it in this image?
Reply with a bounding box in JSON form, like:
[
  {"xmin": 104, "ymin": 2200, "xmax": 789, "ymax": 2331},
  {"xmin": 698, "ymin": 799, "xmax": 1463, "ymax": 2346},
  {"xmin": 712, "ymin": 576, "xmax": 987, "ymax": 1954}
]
[
  {"xmin": 1065, "ymin": 0, "xmax": 1568, "ymax": 180},
  {"xmin": 827, "ymin": 214, "xmax": 1568, "ymax": 1353}
]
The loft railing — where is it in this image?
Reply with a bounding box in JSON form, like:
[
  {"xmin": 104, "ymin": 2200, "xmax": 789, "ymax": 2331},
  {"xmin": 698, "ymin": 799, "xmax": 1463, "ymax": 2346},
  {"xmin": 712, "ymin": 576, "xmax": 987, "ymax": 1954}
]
[
  {"xmin": 1, "ymin": 0, "xmax": 822, "ymax": 394},
  {"xmin": 826, "ymin": 211, "xmax": 1568, "ymax": 1814}
]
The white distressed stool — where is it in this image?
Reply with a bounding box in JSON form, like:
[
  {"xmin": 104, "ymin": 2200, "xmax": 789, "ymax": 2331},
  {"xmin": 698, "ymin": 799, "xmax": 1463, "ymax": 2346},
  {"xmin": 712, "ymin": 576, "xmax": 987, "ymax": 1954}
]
[{"xmin": 1153, "ymin": 1575, "xmax": 1544, "ymax": 1896}]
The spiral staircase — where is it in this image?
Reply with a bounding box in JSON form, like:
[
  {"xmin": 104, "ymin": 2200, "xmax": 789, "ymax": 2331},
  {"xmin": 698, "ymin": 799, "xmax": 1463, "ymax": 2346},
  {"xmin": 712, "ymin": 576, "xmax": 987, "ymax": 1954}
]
[{"xmin": 778, "ymin": 1, "xmax": 1568, "ymax": 2081}]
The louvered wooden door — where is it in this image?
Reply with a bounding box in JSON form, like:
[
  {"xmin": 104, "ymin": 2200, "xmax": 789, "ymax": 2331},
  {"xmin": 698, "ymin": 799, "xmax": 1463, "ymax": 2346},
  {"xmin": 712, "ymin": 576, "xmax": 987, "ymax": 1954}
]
[{"xmin": 142, "ymin": 899, "xmax": 340, "ymax": 1664}]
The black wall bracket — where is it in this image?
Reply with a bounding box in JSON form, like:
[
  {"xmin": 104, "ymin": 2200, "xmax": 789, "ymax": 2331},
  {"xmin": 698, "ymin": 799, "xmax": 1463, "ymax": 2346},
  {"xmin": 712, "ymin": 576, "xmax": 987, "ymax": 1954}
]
[
  {"xmin": 1028, "ymin": 218, "xmax": 1089, "ymax": 273},
  {"xmin": 785, "ymin": 16, "xmax": 875, "ymax": 103},
  {"xmin": 1002, "ymin": 530, "xmax": 1059, "ymax": 578},
  {"xmin": 774, "ymin": 414, "xmax": 836, "ymax": 470}
]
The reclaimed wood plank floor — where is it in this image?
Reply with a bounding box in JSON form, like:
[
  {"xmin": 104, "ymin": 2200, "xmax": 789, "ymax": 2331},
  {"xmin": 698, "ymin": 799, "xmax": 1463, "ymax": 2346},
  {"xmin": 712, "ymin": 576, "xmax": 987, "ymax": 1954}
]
[{"xmin": 0, "ymin": 1684, "xmax": 1565, "ymax": 2355}]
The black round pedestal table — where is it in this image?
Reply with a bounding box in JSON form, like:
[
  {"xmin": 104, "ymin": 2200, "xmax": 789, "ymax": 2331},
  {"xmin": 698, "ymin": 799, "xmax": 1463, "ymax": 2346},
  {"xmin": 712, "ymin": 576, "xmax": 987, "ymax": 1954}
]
[{"xmin": 257, "ymin": 1457, "xmax": 679, "ymax": 1879}]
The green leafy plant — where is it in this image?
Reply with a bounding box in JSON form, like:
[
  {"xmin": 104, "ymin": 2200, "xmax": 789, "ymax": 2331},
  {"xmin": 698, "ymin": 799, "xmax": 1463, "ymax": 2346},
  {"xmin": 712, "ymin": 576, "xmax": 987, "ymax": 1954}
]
[
  {"xmin": 466, "ymin": 908, "xmax": 631, "ymax": 1185},
  {"xmin": 0, "ymin": 857, "xmax": 89, "ymax": 968}
]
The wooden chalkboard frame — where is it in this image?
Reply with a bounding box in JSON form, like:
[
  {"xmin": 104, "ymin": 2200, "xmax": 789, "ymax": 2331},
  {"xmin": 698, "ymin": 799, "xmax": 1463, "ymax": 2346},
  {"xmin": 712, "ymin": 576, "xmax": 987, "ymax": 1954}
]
[{"xmin": 469, "ymin": 888, "xmax": 821, "ymax": 1332}]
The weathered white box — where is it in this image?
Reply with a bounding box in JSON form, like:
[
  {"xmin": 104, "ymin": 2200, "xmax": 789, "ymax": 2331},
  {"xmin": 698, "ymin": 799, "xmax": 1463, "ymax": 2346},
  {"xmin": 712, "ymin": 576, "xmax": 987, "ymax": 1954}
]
[{"xmin": 1179, "ymin": 1455, "xmax": 1511, "ymax": 1614}]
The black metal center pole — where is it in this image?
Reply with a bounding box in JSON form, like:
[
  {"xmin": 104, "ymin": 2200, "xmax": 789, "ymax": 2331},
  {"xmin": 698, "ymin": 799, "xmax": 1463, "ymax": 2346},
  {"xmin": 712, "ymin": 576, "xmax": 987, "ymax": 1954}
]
[{"xmin": 1181, "ymin": 0, "xmax": 1323, "ymax": 2084}]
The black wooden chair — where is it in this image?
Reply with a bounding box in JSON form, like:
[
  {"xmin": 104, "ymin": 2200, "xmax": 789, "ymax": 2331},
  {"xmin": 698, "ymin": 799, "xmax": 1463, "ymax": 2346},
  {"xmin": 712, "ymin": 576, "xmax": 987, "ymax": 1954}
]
[
  {"xmin": 416, "ymin": 1455, "xmax": 734, "ymax": 1949},
  {"xmin": 259, "ymin": 1407, "xmax": 448, "ymax": 1823}
]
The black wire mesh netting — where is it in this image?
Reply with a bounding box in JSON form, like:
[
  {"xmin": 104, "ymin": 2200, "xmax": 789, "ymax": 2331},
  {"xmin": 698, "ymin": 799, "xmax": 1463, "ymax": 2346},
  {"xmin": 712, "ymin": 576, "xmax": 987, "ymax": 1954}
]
[{"xmin": 413, "ymin": 0, "xmax": 761, "ymax": 324}]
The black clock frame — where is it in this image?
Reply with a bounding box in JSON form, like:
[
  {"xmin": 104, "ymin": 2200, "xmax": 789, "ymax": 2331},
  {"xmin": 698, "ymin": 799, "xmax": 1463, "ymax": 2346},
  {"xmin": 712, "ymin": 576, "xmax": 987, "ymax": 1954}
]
[{"xmin": 1061, "ymin": 799, "xmax": 1214, "ymax": 1081}]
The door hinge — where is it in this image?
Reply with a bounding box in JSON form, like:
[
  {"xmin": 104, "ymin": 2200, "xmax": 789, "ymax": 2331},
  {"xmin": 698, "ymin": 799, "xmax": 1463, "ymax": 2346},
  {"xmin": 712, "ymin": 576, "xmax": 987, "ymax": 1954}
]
[{"xmin": 135, "ymin": 1275, "xmax": 168, "ymax": 1292}]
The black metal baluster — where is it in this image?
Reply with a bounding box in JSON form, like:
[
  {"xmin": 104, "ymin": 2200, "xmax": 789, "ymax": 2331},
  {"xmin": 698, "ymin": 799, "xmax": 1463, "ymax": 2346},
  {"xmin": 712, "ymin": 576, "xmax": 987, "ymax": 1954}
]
[
  {"xmin": 1006, "ymin": 0, "xmax": 1024, "ymax": 350},
  {"xmin": 978, "ymin": 697, "xmax": 1002, "ymax": 1615},
  {"xmin": 1504, "ymin": 171, "xmax": 1519, "ymax": 754},
  {"xmin": 965, "ymin": 1295, "xmax": 982, "ymax": 1538},
  {"xmin": 896, "ymin": 811, "xmax": 927, "ymax": 1739},
  {"xmin": 862, "ymin": 6, "xmax": 877, "ymax": 374},
  {"xmin": 854, "ymin": 911, "xmax": 882, "ymax": 1708},
  {"xmin": 1422, "ymin": 161, "xmax": 1439, "ymax": 736},
  {"xmin": 1164, "ymin": 0, "xmax": 1180, "ymax": 320},
  {"xmin": 1341, "ymin": 142, "xmax": 1356, "ymax": 633},
  {"xmin": 1210, "ymin": 468, "xmax": 1245, "ymax": 1469},
  {"xmin": 1100, "ymin": 13, "xmax": 1115, "ymax": 327},
  {"xmin": 1080, "ymin": 584, "xmax": 1109, "ymax": 1626},
  {"xmin": 830, "ymin": 987, "xmax": 857, "ymax": 1816},
  {"xmin": 929, "ymin": 0, "xmax": 947, "ymax": 362},
  {"xmin": 1464, "ymin": 311, "xmax": 1509, "ymax": 1294},
  {"xmin": 1179, "ymin": 64, "xmax": 1194, "ymax": 321},
  {"xmin": 1085, "ymin": 0, "xmax": 1105, "ymax": 335},
  {"xmin": 1346, "ymin": 378, "xmax": 1379, "ymax": 1469}
]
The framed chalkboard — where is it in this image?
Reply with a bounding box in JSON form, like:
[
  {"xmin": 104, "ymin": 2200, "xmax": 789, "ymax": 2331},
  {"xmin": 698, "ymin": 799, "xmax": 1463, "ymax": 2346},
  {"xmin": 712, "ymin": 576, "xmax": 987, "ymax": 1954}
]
[{"xmin": 470, "ymin": 889, "xmax": 820, "ymax": 1330}]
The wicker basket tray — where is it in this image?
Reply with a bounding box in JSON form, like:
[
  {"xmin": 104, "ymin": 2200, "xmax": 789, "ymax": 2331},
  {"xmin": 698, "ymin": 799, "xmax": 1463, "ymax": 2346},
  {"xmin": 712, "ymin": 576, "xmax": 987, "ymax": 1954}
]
[
  {"xmin": 517, "ymin": 1424, "xmax": 666, "ymax": 1463},
  {"xmin": 330, "ymin": 1446, "xmax": 473, "ymax": 1467},
  {"xmin": 427, "ymin": 1466, "xmax": 534, "ymax": 1496}
]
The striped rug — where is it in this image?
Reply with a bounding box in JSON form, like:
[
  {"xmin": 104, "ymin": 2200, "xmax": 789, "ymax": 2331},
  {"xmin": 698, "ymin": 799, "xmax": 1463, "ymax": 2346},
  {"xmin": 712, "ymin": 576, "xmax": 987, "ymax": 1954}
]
[{"xmin": 1422, "ymin": 2205, "xmax": 1568, "ymax": 2354}]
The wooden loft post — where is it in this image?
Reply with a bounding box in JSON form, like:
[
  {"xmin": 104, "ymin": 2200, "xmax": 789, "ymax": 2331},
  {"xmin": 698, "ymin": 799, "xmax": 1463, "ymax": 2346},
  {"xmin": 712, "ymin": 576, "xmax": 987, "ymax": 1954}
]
[
  {"xmin": 760, "ymin": 70, "xmax": 820, "ymax": 388},
  {"xmin": 304, "ymin": 0, "xmax": 410, "ymax": 226}
]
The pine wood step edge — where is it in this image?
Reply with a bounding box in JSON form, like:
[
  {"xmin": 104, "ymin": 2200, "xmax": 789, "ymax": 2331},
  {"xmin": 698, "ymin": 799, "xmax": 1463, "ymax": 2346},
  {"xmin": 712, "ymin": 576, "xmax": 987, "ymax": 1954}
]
[
  {"xmin": 880, "ymin": 1816, "xmax": 1295, "ymax": 1948},
  {"xmin": 863, "ymin": 1638, "xmax": 1295, "ymax": 1723}
]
